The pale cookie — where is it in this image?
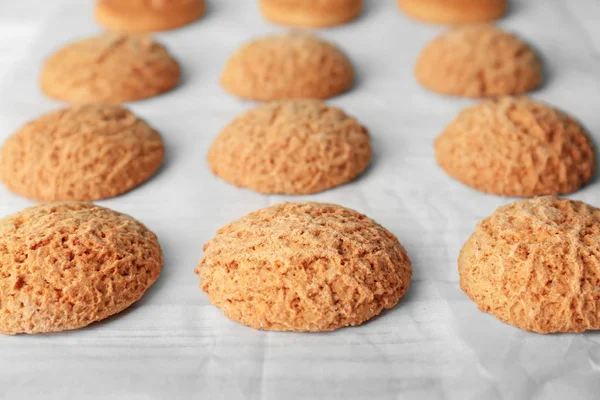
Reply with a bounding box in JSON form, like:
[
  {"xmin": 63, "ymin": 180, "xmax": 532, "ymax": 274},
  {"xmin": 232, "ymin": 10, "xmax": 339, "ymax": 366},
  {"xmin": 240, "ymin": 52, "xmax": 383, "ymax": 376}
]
[
  {"xmin": 196, "ymin": 202, "xmax": 412, "ymax": 332},
  {"xmin": 220, "ymin": 33, "xmax": 354, "ymax": 100},
  {"xmin": 459, "ymin": 196, "xmax": 600, "ymax": 333},
  {"xmin": 207, "ymin": 100, "xmax": 371, "ymax": 194},
  {"xmin": 434, "ymin": 97, "xmax": 595, "ymax": 197},
  {"xmin": 260, "ymin": 0, "xmax": 363, "ymax": 28},
  {"xmin": 415, "ymin": 25, "xmax": 542, "ymax": 97},
  {"xmin": 0, "ymin": 104, "xmax": 165, "ymax": 202},
  {"xmin": 40, "ymin": 33, "xmax": 181, "ymax": 103},
  {"xmin": 398, "ymin": 0, "xmax": 506, "ymax": 24},
  {"xmin": 0, "ymin": 202, "xmax": 163, "ymax": 335},
  {"xmin": 95, "ymin": 0, "xmax": 205, "ymax": 33}
]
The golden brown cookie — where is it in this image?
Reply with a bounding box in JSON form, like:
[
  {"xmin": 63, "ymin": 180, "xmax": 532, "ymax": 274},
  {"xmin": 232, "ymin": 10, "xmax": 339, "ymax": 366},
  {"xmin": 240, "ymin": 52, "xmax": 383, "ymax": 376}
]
[
  {"xmin": 40, "ymin": 33, "xmax": 181, "ymax": 103},
  {"xmin": 95, "ymin": 0, "xmax": 205, "ymax": 33},
  {"xmin": 220, "ymin": 33, "xmax": 354, "ymax": 101},
  {"xmin": 196, "ymin": 202, "xmax": 412, "ymax": 332},
  {"xmin": 459, "ymin": 196, "xmax": 600, "ymax": 333},
  {"xmin": 260, "ymin": 0, "xmax": 363, "ymax": 28},
  {"xmin": 207, "ymin": 100, "xmax": 371, "ymax": 194},
  {"xmin": 434, "ymin": 97, "xmax": 595, "ymax": 197},
  {"xmin": 0, "ymin": 104, "xmax": 165, "ymax": 202},
  {"xmin": 398, "ymin": 0, "xmax": 506, "ymax": 24},
  {"xmin": 0, "ymin": 202, "xmax": 163, "ymax": 335},
  {"xmin": 415, "ymin": 25, "xmax": 543, "ymax": 97}
]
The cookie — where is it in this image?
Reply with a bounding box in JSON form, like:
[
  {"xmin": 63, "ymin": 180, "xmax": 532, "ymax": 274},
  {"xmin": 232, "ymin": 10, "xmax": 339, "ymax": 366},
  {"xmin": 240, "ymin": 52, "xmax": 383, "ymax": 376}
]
[
  {"xmin": 398, "ymin": 0, "xmax": 506, "ymax": 24},
  {"xmin": 415, "ymin": 25, "xmax": 542, "ymax": 97},
  {"xmin": 0, "ymin": 104, "xmax": 165, "ymax": 202},
  {"xmin": 0, "ymin": 202, "xmax": 163, "ymax": 335},
  {"xmin": 434, "ymin": 96, "xmax": 595, "ymax": 197},
  {"xmin": 459, "ymin": 196, "xmax": 600, "ymax": 333},
  {"xmin": 260, "ymin": 0, "xmax": 363, "ymax": 28},
  {"xmin": 40, "ymin": 33, "xmax": 181, "ymax": 103},
  {"xmin": 95, "ymin": 0, "xmax": 205, "ymax": 33},
  {"xmin": 196, "ymin": 202, "xmax": 412, "ymax": 332},
  {"xmin": 220, "ymin": 33, "xmax": 354, "ymax": 101},
  {"xmin": 207, "ymin": 100, "xmax": 371, "ymax": 194}
]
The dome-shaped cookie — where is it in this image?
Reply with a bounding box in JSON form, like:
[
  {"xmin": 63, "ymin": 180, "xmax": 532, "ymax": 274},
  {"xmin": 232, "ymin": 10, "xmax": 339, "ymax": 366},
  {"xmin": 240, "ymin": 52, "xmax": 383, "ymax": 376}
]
[
  {"xmin": 0, "ymin": 202, "xmax": 163, "ymax": 335},
  {"xmin": 397, "ymin": 0, "xmax": 507, "ymax": 24},
  {"xmin": 260, "ymin": 0, "xmax": 363, "ymax": 28},
  {"xmin": 207, "ymin": 100, "xmax": 371, "ymax": 194},
  {"xmin": 196, "ymin": 202, "xmax": 412, "ymax": 332},
  {"xmin": 0, "ymin": 104, "xmax": 165, "ymax": 202},
  {"xmin": 220, "ymin": 33, "xmax": 354, "ymax": 101},
  {"xmin": 459, "ymin": 196, "xmax": 600, "ymax": 333},
  {"xmin": 415, "ymin": 25, "xmax": 542, "ymax": 97},
  {"xmin": 40, "ymin": 33, "xmax": 180, "ymax": 103},
  {"xmin": 434, "ymin": 97, "xmax": 595, "ymax": 197},
  {"xmin": 95, "ymin": 0, "xmax": 205, "ymax": 33}
]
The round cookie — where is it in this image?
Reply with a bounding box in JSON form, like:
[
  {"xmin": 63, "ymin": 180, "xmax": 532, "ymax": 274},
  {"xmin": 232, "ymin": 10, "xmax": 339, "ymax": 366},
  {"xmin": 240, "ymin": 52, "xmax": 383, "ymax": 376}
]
[
  {"xmin": 40, "ymin": 33, "xmax": 181, "ymax": 103},
  {"xmin": 260, "ymin": 0, "xmax": 363, "ymax": 28},
  {"xmin": 0, "ymin": 104, "xmax": 165, "ymax": 202},
  {"xmin": 196, "ymin": 202, "xmax": 412, "ymax": 332},
  {"xmin": 434, "ymin": 96, "xmax": 595, "ymax": 197},
  {"xmin": 0, "ymin": 202, "xmax": 163, "ymax": 335},
  {"xmin": 459, "ymin": 196, "xmax": 600, "ymax": 333},
  {"xmin": 398, "ymin": 0, "xmax": 506, "ymax": 24},
  {"xmin": 415, "ymin": 25, "xmax": 543, "ymax": 98},
  {"xmin": 220, "ymin": 33, "xmax": 354, "ymax": 101},
  {"xmin": 207, "ymin": 100, "xmax": 371, "ymax": 194},
  {"xmin": 95, "ymin": 0, "xmax": 205, "ymax": 33}
]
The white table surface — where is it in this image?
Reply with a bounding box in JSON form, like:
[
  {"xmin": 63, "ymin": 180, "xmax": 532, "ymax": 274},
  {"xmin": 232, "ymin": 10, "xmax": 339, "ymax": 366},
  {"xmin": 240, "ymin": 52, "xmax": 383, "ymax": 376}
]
[{"xmin": 1, "ymin": 1, "xmax": 600, "ymax": 399}]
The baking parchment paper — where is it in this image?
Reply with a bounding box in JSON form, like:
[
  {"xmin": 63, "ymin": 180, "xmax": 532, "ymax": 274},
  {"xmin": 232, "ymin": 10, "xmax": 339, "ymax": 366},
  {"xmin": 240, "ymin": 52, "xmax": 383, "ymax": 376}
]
[{"xmin": 1, "ymin": 1, "xmax": 600, "ymax": 399}]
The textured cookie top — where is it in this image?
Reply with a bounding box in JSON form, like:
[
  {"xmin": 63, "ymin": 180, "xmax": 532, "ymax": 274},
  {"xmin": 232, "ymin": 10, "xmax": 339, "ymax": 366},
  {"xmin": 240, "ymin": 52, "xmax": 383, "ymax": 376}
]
[
  {"xmin": 397, "ymin": 0, "xmax": 506, "ymax": 24},
  {"xmin": 220, "ymin": 33, "xmax": 354, "ymax": 101},
  {"xmin": 415, "ymin": 25, "xmax": 542, "ymax": 97},
  {"xmin": 0, "ymin": 202, "xmax": 163, "ymax": 335},
  {"xmin": 95, "ymin": 0, "xmax": 205, "ymax": 33},
  {"xmin": 197, "ymin": 202, "xmax": 412, "ymax": 332},
  {"xmin": 207, "ymin": 100, "xmax": 371, "ymax": 194},
  {"xmin": 459, "ymin": 196, "xmax": 600, "ymax": 333},
  {"xmin": 0, "ymin": 104, "xmax": 165, "ymax": 202},
  {"xmin": 435, "ymin": 97, "xmax": 595, "ymax": 197},
  {"xmin": 260, "ymin": 0, "xmax": 363, "ymax": 27},
  {"xmin": 40, "ymin": 33, "xmax": 181, "ymax": 103}
]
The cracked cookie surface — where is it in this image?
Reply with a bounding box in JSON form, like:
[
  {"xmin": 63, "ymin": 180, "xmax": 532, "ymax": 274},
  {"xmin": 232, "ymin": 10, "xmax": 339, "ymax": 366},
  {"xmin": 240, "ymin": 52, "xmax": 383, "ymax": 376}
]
[
  {"xmin": 207, "ymin": 100, "xmax": 371, "ymax": 194},
  {"xmin": 40, "ymin": 33, "xmax": 180, "ymax": 103},
  {"xmin": 415, "ymin": 25, "xmax": 542, "ymax": 97},
  {"xmin": 196, "ymin": 202, "xmax": 412, "ymax": 332},
  {"xmin": 459, "ymin": 196, "xmax": 600, "ymax": 333},
  {"xmin": 220, "ymin": 33, "xmax": 354, "ymax": 100},
  {"xmin": 0, "ymin": 202, "xmax": 163, "ymax": 335},
  {"xmin": 0, "ymin": 104, "xmax": 165, "ymax": 202},
  {"xmin": 434, "ymin": 96, "xmax": 595, "ymax": 197}
]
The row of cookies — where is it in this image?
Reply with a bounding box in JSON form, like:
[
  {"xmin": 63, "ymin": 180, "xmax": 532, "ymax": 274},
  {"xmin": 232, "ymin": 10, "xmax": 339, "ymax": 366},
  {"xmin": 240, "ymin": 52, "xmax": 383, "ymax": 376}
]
[
  {"xmin": 93, "ymin": 0, "xmax": 510, "ymax": 33},
  {"xmin": 4, "ymin": 192, "xmax": 599, "ymax": 335},
  {"xmin": 38, "ymin": 23, "xmax": 545, "ymax": 103},
  {"xmin": 1, "ymin": 94, "xmax": 593, "ymax": 202}
]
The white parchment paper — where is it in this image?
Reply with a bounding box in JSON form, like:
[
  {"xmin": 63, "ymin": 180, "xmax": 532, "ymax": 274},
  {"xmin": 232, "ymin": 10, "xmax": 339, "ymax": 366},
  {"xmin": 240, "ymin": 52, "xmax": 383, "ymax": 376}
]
[{"xmin": 1, "ymin": 1, "xmax": 600, "ymax": 399}]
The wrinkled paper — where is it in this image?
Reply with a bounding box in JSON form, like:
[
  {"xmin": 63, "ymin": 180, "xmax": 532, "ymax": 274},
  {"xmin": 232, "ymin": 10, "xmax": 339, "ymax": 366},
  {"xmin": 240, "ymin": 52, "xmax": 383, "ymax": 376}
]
[{"xmin": 1, "ymin": 1, "xmax": 600, "ymax": 399}]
